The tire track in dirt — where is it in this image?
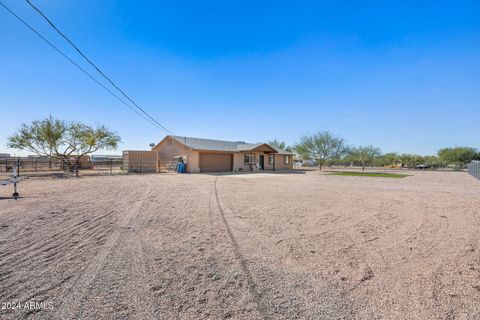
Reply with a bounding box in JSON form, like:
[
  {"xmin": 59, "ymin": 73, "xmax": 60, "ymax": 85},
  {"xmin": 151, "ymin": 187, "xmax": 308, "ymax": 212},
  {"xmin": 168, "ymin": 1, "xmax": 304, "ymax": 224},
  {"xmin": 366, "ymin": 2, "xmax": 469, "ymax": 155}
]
[
  {"xmin": 56, "ymin": 180, "xmax": 156, "ymax": 320},
  {"xmin": 0, "ymin": 205, "xmax": 124, "ymax": 304},
  {"xmin": 212, "ymin": 177, "xmax": 271, "ymax": 320},
  {"xmin": 142, "ymin": 176, "xmax": 218, "ymax": 319},
  {"xmin": 206, "ymin": 182, "xmax": 227, "ymax": 313},
  {"xmin": 211, "ymin": 174, "xmax": 360, "ymax": 319},
  {"xmin": 0, "ymin": 210, "xmax": 116, "ymax": 270},
  {"xmin": 203, "ymin": 180, "xmax": 241, "ymax": 318},
  {"xmin": 0, "ymin": 197, "xmax": 119, "ymax": 264}
]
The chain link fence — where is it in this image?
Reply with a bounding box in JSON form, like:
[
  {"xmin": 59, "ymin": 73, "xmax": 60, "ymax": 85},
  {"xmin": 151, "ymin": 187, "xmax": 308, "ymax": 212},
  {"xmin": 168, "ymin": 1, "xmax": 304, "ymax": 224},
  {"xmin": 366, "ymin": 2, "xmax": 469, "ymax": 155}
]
[{"xmin": 468, "ymin": 161, "xmax": 480, "ymax": 180}]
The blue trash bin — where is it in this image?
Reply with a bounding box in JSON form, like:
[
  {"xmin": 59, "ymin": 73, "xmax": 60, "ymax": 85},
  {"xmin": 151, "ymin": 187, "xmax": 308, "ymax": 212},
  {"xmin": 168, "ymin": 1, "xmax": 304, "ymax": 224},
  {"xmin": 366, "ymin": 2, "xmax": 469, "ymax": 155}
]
[{"xmin": 176, "ymin": 163, "xmax": 186, "ymax": 173}]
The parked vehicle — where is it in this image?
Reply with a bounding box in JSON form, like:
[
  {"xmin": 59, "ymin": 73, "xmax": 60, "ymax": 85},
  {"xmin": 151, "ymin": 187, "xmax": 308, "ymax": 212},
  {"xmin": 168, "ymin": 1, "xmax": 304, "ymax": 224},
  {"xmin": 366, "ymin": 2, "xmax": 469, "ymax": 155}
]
[{"xmin": 415, "ymin": 164, "xmax": 431, "ymax": 169}]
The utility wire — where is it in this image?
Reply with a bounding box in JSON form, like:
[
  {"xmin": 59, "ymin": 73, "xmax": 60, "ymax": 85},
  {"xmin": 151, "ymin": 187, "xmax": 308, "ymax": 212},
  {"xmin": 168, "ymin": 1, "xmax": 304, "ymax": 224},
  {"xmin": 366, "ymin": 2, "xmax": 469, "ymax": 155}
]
[
  {"xmin": 25, "ymin": 0, "xmax": 175, "ymax": 135},
  {"xmin": 0, "ymin": 1, "xmax": 160, "ymax": 129},
  {"xmin": 0, "ymin": 1, "xmax": 171, "ymax": 133}
]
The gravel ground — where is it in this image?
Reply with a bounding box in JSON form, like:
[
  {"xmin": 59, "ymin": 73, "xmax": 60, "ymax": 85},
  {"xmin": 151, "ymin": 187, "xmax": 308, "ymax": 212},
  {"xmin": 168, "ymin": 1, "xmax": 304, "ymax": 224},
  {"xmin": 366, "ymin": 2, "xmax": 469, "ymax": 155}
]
[{"xmin": 1, "ymin": 170, "xmax": 480, "ymax": 319}]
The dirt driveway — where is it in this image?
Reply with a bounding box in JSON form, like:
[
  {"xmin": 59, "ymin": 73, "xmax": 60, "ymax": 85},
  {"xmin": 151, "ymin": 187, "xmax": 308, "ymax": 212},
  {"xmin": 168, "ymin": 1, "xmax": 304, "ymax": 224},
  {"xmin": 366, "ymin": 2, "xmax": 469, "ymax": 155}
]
[{"xmin": 1, "ymin": 170, "xmax": 480, "ymax": 319}]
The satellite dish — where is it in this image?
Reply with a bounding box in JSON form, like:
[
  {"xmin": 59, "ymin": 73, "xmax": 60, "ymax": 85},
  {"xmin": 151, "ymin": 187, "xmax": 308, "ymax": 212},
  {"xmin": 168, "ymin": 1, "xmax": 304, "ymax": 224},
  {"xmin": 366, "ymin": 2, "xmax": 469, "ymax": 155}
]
[{"xmin": 149, "ymin": 143, "xmax": 155, "ymax": 148}]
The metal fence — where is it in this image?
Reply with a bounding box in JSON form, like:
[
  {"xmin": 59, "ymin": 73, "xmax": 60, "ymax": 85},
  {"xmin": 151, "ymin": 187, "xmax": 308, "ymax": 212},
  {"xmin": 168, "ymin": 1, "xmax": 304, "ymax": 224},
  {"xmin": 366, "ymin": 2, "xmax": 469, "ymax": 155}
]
[
  {"xmin": 0, "ymin": 157, "xmax": 63, "ymax": 173},
  {"xmin": 468, "ymin": 161, "xmax": 480, "ymax": 180},
  {"xmin": 0, "ymin": 157, "xmax": 126, "ymax": 177},
  {"xmin": 0, "ymin": 156, "xmax": 183, "ymax": 178}
]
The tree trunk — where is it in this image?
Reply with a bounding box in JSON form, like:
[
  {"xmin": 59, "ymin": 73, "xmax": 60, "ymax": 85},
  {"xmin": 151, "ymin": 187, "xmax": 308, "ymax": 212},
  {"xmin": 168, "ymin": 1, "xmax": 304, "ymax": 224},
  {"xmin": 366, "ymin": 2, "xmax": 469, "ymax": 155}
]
[
  {"xmin": 319, "ymin": 164, "xmax": 322, "ymax": 171},
  {"xmin": 362, "ymin": 165, "xmax": 365, "ymax": 171}
]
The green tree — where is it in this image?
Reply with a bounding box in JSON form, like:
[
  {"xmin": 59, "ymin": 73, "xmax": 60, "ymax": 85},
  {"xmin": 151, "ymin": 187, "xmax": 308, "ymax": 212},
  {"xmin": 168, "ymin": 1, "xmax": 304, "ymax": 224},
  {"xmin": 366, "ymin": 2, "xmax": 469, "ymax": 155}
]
[
  {"xmin": 7, "ymin": 116, "xmax": 121, "ymax": 176},
  {"xmin": 267, "ymin": 139, "xmax": 292, "ymax": 152},
  {"xmin": 438, "ymin": 147, "xmax": 479, "ymax": 167},
  {"xmin": 382, "ymin": 153, "xmax": 399, "ymax": 166},
  {"xmin": 294, "ymin": 131, "xmax": 347, "ymax": 170},
  {"xmin": 423, "ymin": 155, "xmax": 440, "ymax": 168},
  {"xmin": 399, "ymin": 154, "xmax": 424, "ymax": 169},
  {"xmin": 348, "ymin": 145, "xmax": 382, "ymax": 171}
]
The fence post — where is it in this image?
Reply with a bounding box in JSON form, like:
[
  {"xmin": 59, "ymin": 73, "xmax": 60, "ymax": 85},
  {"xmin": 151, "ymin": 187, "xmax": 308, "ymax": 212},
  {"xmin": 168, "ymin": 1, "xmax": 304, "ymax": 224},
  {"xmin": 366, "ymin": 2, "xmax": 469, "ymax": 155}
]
[{"xmin": 110, "ymin": 159, "xmax": 113, "ymax": 175}]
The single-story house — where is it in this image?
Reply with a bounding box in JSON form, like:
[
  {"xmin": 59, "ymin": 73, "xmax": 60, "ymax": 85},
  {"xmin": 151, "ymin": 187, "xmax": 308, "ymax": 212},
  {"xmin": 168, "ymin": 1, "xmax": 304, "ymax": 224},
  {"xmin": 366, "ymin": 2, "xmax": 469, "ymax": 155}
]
[{"xmin": 124, "ymin": 135, "xmax": 295, "ymax": 173}]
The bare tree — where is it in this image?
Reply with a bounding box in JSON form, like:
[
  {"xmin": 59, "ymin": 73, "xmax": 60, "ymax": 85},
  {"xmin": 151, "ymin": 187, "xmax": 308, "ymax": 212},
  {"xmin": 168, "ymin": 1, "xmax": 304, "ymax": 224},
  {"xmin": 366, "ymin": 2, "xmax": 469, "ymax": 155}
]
[{"xmin": 294, "ymin": 131, "xmax": 347, "ymax": 170}]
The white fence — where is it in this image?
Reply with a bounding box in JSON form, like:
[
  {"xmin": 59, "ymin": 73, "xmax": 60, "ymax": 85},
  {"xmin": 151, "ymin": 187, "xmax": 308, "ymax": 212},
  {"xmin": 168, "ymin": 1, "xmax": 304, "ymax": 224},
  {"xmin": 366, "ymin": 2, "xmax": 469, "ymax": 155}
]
[{"xmin": 468, "ymin": 161, "xmax": 480, "ymax": 180}]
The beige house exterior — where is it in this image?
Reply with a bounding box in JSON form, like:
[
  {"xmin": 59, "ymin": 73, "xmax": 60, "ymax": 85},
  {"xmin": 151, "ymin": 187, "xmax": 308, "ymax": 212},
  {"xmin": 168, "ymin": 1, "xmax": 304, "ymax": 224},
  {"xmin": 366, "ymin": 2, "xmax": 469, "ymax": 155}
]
[{"xmin": 148, "ymin": 136, "xmax": 294, "ymax": 173}]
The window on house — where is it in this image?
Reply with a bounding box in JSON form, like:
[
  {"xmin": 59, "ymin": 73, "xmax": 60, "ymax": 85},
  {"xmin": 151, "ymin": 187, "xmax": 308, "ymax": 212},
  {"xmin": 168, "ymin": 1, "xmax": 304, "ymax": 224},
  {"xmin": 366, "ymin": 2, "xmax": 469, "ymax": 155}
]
[
  {"xmin": 167, "ymin": 139, "xmax": 172, "ymax": 146},
  {"xmin": 244, "ymin": 154, "xmax": 254, "ymax": 165},
  {"xmin": 268, "ymin": 154, "xmax": 274, "ymax": 165},
  {"xmin": 284, "ymin": 155, "xmax": 290, "ymax": 164}
]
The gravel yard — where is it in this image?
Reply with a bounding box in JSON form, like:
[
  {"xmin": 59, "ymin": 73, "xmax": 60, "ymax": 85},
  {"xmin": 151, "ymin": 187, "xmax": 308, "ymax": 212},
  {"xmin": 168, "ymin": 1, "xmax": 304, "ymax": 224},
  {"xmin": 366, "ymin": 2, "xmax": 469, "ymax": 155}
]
[{"xmin": 1, "ymin": 170, "xmax": 480, "ymax": 319}]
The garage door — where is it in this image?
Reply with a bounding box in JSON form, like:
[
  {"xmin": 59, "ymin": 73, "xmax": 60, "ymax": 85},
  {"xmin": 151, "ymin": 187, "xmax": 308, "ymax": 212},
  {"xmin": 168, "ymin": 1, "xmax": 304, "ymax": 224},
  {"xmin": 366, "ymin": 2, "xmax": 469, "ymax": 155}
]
[{"xmin": 199, "ymin": 153, "xmax": 233, "ymax": 172}]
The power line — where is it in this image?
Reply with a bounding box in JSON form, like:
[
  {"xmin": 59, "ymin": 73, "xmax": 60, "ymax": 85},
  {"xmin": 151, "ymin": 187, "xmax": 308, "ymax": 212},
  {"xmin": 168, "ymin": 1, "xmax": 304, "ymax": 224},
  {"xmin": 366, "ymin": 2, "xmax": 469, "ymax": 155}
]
[
  {"xmin": 25, "ymin": 0, "xmax": 175, "ymax": 135},
  {"xmin": 0, "ymin": 1, "xmax": 172, "ymax": 134},
  {"xmin": 0, "ymin": 1, "xmax": 159, "ymax": 129}
]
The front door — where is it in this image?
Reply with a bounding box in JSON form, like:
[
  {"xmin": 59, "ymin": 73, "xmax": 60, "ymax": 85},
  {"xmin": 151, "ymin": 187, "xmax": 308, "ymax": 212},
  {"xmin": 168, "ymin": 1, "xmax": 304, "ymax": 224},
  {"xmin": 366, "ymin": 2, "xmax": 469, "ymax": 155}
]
[{"xmin": 259, "ymin": 155, "xmax": 265, "ymax": 170}]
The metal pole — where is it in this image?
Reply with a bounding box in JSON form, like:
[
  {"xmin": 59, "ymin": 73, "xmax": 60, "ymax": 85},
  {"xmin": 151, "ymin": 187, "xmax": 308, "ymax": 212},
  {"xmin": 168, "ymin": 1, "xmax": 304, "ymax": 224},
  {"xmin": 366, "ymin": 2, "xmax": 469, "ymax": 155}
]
[
  {"xmin": 13, "ymin": 182, "xmax": 18, "ymax": 200},
  {"xmin": 13, "ymin": 158, "xmax": 20, "ymax": 200}
]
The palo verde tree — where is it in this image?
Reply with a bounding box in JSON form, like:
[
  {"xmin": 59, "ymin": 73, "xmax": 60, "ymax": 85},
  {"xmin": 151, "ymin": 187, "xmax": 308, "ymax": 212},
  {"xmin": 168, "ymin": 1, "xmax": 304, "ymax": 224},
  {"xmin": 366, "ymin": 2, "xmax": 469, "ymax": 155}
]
[
  {"xmin": 348, "ymin": 145, "xmax": 382, "ymax": 171},
  {"xmin": 267, "ymin": 139, "xmax": 292, "ymax": 152},
  {"xmin": 437, "ymin": 147, "xmax": 479, "ymax": 167},
  {"xmin": 399, "ymin": 153, "xmax": 424, "ymax": 169},
  {"xmin": 7, "ymin": 116, "xmax": 121, "ymax": 176},
  {"xmin": 294, "ymin": 131, "xmax": 347, "ymax": 170},
  {"xmin": 381, "ymin": 153, "xmax": 400, "ymax": 167}
]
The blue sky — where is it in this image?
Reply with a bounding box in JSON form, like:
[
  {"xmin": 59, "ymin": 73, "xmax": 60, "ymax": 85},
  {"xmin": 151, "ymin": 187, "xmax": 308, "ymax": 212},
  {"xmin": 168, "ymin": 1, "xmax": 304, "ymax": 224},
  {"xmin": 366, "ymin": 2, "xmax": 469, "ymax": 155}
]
[{"xmin": 1, "ymin": 0, "xmax": 479, "ymax": 155}]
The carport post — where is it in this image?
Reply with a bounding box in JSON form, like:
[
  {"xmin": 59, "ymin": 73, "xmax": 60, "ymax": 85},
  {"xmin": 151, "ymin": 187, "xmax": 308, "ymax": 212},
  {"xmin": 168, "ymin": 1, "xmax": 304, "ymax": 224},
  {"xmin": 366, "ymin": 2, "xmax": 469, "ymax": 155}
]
[{"xmin": 250, "ymin": 151, "xmax": 253, "ymax": 172}]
